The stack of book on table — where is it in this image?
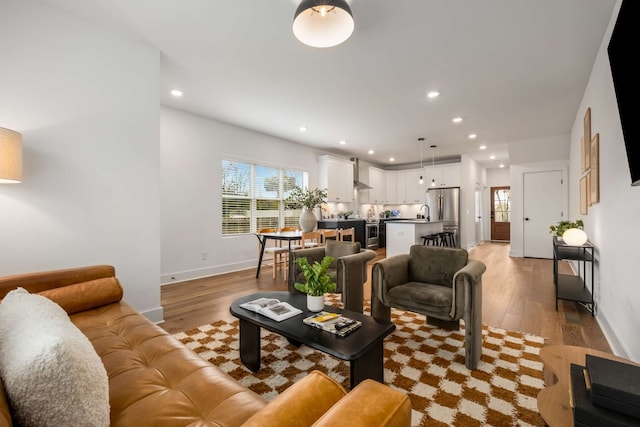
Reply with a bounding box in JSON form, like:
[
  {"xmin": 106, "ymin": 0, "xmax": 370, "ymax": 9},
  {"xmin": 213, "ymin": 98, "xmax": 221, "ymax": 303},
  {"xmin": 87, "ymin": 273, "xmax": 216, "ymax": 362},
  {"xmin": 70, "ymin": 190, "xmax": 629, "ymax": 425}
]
[
  {"xmin": 303, "ymin": 311, "xmax": 361, "ymax": 337},
  {"xmin": 570, "ymin": 354, "xmax": 640, "ymax": 426}
]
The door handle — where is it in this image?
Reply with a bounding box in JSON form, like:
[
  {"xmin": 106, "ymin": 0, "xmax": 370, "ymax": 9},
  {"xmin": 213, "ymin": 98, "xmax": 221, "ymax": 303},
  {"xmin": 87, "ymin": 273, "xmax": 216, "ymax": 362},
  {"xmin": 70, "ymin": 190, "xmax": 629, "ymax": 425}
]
[{"xmin": 525, "ymin": 217, "xmax": 530, "ymax": 221}]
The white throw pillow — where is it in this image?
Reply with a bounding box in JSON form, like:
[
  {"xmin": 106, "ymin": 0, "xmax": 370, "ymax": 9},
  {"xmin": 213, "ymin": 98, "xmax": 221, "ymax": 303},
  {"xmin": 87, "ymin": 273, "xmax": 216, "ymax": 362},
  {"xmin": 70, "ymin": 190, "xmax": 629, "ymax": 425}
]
[{"xmin": 0, "ymin": 288, "xmax": 109, "ymax": 427}]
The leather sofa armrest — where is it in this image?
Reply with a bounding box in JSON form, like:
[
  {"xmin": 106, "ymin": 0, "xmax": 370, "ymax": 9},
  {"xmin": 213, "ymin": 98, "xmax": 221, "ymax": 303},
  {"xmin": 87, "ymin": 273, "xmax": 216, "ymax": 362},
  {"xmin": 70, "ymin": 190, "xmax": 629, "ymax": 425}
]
[
  {"xmin": 288, "ymin": 247, "xmax": 328, "ymax": 293},
  {"xmin": 312, "ymin": 379, "xmax": 411, "ymax": 427},
  {"xmin": 241, "ymin": 370, "xmax": 346, "ymax": 427}
]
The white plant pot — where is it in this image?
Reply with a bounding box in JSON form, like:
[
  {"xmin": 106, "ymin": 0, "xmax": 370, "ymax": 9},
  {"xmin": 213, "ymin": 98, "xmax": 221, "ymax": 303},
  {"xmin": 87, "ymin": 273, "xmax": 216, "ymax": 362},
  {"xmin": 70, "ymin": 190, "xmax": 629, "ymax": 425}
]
[
  {"xmin": 307, "ymin": 294, "xmax": 324, "ymax": 312},
  {"xmin": 299, "ymin": 208, "xmax": 317, "ymax": 232}
]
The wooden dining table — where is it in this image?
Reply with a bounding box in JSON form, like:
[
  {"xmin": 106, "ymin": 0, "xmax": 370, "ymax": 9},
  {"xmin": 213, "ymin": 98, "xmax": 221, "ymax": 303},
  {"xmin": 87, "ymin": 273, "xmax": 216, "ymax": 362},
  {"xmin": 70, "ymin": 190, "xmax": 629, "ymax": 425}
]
[{"xmin": 255, "ymin": 230, "xmax": 302, "ymax": 278}]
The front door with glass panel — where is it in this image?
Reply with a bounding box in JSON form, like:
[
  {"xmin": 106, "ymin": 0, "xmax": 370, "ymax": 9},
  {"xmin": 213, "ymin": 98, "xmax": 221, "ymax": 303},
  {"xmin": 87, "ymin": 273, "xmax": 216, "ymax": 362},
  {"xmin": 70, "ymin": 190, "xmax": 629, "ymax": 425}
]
[{"xmin": 491, "ymin": 186, "xmax": 510, "ymax": 241}]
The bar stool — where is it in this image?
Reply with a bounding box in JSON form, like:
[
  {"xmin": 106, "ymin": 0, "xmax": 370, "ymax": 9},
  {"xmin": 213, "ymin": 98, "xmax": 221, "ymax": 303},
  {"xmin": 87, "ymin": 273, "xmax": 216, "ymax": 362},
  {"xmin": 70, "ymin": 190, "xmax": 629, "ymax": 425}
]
[{"xmin": 421, "ymin": 234, "xmax": 439, "ymax": 246}]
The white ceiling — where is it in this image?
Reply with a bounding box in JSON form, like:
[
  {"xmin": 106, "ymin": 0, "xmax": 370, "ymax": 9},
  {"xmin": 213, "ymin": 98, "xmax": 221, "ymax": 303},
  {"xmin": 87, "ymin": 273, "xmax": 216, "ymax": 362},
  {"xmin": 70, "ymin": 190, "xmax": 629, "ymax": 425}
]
[{"xmin": 42, "ymin": 0, "xmax": 617, "ymax": 169}]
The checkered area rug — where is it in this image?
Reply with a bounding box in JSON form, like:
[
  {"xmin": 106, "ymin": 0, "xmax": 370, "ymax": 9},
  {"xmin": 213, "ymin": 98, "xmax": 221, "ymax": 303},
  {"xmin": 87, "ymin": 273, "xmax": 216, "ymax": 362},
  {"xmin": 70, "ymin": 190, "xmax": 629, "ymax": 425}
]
[{"xmin": 173, "ymin": 295, "xmax": 546, "ymax": 427}]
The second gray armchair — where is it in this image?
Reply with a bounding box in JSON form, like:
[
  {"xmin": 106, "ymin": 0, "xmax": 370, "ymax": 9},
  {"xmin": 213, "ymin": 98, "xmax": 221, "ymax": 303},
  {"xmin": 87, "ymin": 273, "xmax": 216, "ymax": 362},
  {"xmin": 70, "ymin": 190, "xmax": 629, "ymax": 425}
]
[
  {"xmin": 288, "ymin": 240, "xmax": 376, "ymax": 313},
  {"xmin": 371, "ymin": 245, "xmax": 486, "ymax": 369}
]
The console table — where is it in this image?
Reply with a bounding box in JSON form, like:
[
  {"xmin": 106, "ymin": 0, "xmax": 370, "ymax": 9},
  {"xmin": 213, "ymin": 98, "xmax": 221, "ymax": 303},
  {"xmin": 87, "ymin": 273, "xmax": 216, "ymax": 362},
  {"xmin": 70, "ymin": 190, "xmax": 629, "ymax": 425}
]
[
  {"xmin": 552, "ymin": 236, "xmax": 595, "ymax": 315},
  {"xmin": 537, "ymin": 345, "xmax": 640, "ymax": 427}
]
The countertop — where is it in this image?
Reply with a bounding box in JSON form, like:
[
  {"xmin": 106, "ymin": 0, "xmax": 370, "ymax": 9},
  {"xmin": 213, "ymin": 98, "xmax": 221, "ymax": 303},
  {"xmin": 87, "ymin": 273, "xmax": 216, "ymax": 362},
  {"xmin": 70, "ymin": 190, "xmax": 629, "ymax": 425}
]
[{"xmin": 386, "ymin": 219, "xmax": 445, "ymax": 224}]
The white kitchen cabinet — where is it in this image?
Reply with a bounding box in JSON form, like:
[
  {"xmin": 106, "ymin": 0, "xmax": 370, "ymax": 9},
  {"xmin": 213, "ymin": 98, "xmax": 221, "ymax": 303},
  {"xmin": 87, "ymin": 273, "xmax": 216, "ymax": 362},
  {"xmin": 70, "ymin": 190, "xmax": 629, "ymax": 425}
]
[
  {"xmin": 318, "ymin": 155, "xmax": 354, "ymax": 202},
  {"xmin": 395, "ymin": 172, "xmax": 407, "ymax": 203},
  {"xmin": 442, "ymin": 163, "xmax": 461, "ymax": 187},
  {"xmin": 385, "ymin": 172, "xmax": 398, "ymax": 204},
  {"xmin": 404, "ymin": 169, "xmax": 426, "ymax": 204},
  {"xmin": 423, "ymin": 163, "xmax": 461, "ymax": 188},
  {"xmin": 368, "ymin": 167, "xmax": 386, "ymax": 204}
]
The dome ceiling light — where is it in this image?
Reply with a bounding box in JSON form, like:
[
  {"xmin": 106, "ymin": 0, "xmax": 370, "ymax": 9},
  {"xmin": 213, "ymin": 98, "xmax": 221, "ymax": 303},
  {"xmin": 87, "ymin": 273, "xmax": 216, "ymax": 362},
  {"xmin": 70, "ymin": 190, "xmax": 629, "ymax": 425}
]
[{"xmin": 293, "ymin": 0, "xmax": 354, "ymax": 48}]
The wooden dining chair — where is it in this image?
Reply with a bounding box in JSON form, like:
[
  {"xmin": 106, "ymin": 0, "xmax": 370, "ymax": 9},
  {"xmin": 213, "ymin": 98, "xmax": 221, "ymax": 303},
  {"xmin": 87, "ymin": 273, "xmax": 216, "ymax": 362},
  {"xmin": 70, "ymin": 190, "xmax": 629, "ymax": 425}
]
[
  {"xmin": 301, "ymin": 231, "xmax": 321, "ymax": 248},
  {"xmin": 258, "ymin": 227, "xmax": 289, "ymax": 279},
  {"xmin": 339, "ymin": 227, "xmax": 355, "ymax": 242},
  {"xmin": 320, "ymin": 229, "xmax": 339, "ymax": 245}
]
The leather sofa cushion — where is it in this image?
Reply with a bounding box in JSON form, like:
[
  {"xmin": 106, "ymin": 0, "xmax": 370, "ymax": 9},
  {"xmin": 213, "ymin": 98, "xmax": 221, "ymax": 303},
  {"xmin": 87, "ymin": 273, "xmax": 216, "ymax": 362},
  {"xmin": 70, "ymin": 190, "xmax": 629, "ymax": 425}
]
[
  {"xmin": 408, "ymin": 245, "xmax": 468, "ymax": 288},
  {"xmin": 242, "ymin": 370, "xmax": 346, "ymax": 427},
  {"xmin": 70, "ymin": 301, "xmax": 267, "ymax": 427},
  {"xmin": 38, "ymin": 277, "xmax": 123, "ymax": 315}
]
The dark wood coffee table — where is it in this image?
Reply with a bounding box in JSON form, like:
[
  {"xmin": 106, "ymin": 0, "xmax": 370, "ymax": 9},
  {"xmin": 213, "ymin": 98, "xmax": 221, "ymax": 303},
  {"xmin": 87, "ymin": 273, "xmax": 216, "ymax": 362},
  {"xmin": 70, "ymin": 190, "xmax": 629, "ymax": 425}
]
[{"xmin": 230, "ymin": 291, "xmax": 395, "ymax": 389}]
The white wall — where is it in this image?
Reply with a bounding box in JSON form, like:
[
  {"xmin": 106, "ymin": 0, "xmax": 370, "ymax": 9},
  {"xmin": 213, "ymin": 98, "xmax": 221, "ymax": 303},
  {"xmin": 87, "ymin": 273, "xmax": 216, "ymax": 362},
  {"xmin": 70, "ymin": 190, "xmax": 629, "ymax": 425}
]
[
  {"xmin": 460, "ymin": 155, "xmax": 486, "ymax": 248},
  {"xmin": 569, "ymin": 0, "xmax": 640, "ymax": 360},
  {"xmin": 487, "ymin": 168, "xmax": 510, "ymax": 188},
  {"xmin": 160, "ymin": 107, "xmax": 324, "ymax": 283},
  {"xmin": 0, "ymin": 0, "xmax": 162, "ymax": 320}
]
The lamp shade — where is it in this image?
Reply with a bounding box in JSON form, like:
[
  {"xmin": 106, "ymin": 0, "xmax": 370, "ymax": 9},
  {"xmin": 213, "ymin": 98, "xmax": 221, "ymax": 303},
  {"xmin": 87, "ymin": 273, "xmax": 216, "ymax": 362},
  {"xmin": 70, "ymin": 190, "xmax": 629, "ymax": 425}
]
[
  {"xmin": 562, "ymin": 228, "xmax": 588, "ymax": 246},
  {"xmin": 293, "ymin": 0, "xmax": 354, "ymax": 48},
  {"xmin": 0, "ymin": 127, "xmax": 22, "ymax": 184}
]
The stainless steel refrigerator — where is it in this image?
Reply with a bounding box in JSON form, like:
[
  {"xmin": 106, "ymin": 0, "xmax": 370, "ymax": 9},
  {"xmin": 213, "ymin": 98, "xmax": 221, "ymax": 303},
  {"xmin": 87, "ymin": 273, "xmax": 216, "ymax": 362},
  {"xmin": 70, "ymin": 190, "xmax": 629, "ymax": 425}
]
[{"xmin": 426, "ymin": 187, "xmax": 460, "ymax": 247}]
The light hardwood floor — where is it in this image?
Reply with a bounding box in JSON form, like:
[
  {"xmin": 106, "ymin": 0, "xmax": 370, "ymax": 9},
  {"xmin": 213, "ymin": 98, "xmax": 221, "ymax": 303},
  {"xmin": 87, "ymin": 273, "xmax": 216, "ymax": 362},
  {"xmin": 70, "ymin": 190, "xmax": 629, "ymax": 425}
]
[{"xmin": 160, "ymin": 242, "xmax": 611, "ymax": 353}]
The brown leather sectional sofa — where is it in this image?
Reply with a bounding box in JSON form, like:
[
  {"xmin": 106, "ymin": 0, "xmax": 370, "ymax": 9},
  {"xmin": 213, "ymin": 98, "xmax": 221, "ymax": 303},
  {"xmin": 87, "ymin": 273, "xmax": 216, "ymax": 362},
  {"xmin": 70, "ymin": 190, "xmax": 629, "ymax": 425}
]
[{"xmin": 0, "ymin": 265, "xmax": 411, "ymax": 426}]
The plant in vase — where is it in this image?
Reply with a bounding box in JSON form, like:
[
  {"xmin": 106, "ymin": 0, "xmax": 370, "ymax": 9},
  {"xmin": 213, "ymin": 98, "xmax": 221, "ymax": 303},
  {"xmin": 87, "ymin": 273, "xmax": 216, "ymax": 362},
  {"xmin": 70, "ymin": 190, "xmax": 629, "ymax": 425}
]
[
  {"xmin": 285, "ymin": 186, "xmax": 328, "ymax": 232},
  {"xmin": 293, "ymin": 256, "xmax": 336, "ymax": 312},
  {"xmin": 549, "ymin": 219, "xmax": 587, "ymax": 245}
]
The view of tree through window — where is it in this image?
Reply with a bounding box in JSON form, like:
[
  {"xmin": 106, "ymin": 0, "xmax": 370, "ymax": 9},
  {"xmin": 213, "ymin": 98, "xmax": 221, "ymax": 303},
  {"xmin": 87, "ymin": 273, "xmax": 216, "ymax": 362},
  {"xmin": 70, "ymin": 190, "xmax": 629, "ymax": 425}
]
[
  {"xmin": 222, "ymin": 160, "xmax": 306, "ymax": 235},
  {"xmin": 493, "ymin": 189, "xmax": 511, "ymax": 222}
]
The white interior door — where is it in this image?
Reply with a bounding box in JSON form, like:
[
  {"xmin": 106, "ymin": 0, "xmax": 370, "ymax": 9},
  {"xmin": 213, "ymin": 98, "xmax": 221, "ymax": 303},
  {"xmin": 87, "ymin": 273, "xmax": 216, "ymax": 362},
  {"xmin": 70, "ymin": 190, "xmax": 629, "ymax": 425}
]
[{"xmin": 523, "ymin": 170, "xmax": 563, "ymax": 258}]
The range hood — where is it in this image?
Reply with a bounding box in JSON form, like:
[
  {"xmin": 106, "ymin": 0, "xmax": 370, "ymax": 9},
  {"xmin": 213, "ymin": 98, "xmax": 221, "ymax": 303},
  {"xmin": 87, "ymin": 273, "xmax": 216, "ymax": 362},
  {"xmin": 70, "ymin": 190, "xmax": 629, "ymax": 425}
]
[{"xmin": 350, "ymin": 157, "xmax": 372, "ymax": 190}]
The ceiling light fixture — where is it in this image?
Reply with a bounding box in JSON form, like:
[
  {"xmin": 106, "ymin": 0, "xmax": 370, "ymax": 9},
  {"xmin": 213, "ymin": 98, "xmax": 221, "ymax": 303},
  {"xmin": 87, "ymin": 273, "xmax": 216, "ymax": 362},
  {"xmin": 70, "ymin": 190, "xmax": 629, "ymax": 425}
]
[
  {"xmin": 452, "ymin": 117, "xmax": 463, "ymax": 123},
  {"xmin": 389, "ymin": 157, "xmax": 395, "ymax": 162},
  {"xmin": 479, "ymin": 145, "xmax": 487, "ymax": 150},
  {"xmin": 339, "ymin": 140, "xmax": 347, "ymax": 145},
  {"xmin": 368, "ymin": 149, "xmax": 374, "ymax": 155},
  {"xmin": 293, "ymin": 0, "xmax": 354, "ymax": 48},
  {"xmin": 426, "ymin": 91, "xmax": 440, "ymax": 98},
  {"xmin": 299, "ymin": 126, "xmax": 308, "ymax": 132},
  {"xmin": 468, "ymin": 133, "xmax": 477, "ymax": 139},
  {"xmin": 170, "ymin": 89, "xmax": 183, "ymax": 97},
  {"xmin": 418, "ymin": 137, "xmax": 425, "ymax": 185},
  {"xmin": 490, "ymin": 155, "xmax": 496, "ymax": 160},
  {"xmin": 430, "ymin": 145, "xmax": 437, "ymax": 187}
]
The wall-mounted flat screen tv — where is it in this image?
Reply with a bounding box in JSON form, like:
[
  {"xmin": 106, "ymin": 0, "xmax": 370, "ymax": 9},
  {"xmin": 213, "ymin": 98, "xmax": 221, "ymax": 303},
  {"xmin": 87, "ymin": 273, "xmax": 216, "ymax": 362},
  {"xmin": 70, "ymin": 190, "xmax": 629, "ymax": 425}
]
[{"xmin": 607, "ymin": 0, "xmax": 639, "ymax": 186}]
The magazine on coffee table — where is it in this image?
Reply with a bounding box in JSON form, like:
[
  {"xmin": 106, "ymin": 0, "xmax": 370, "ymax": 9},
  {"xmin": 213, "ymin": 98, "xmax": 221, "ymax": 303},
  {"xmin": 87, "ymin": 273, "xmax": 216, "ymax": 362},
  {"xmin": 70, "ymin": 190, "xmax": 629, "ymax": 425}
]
[
  {"xmin": 303, "ymin": 311, "xmax": 362, "ymax": 337},
  {"xmin": 239, "ymin": 298, "xmax": 302, "ymax": 322}
]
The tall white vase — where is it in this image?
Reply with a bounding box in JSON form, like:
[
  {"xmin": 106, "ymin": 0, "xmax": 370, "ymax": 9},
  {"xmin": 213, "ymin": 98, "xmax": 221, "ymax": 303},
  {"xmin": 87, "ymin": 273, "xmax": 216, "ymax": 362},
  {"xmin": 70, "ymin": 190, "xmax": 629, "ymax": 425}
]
[
  {"xmin": 307, "ymin": 294, "xmax": 325, "ymax": 312},
  {"xmin": 299, "ymin": 208, "xmax": 317, "ymax": 232}
]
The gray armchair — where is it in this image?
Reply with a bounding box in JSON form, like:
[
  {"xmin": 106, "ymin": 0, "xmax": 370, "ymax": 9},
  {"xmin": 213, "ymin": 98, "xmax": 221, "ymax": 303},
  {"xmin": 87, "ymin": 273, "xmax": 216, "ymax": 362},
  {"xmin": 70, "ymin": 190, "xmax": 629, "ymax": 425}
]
[
  {"xmin": 371, "ymin": 245, "xmax": 486, "ymax": 369},
  {"xmin": 288, "ymin": 240, "xmax": 376, "ymax": 313}
]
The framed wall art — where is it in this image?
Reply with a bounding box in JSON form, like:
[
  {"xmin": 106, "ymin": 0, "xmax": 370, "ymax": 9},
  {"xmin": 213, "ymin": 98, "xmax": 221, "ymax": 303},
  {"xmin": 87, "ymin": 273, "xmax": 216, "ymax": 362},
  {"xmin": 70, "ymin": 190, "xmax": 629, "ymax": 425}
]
[
  {"xmin": 590, "ymin": 133, "xmax": 599, "ymax": 204},
  {"xmin": 583, "ymin": 107, "xmax": 591, "ymax": 172},
  {"xmin": 580, "ymin": 175, "xmax": 588, "ymax": 214}
]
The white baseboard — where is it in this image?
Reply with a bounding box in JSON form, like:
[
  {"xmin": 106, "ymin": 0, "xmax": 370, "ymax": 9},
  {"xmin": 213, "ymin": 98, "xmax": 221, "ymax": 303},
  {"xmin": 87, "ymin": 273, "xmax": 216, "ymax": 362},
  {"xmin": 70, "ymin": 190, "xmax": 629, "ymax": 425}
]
[
  {"xmin": 595, "ymin": 307, "xmax": 630, "ymax": 359},
  {"xmin": 140, "ymin": 306, "xmax": 164, "ymax": 324},
  {"xmin": 161, "ymin": 260, "xmax": 256, "ymax": 285}
]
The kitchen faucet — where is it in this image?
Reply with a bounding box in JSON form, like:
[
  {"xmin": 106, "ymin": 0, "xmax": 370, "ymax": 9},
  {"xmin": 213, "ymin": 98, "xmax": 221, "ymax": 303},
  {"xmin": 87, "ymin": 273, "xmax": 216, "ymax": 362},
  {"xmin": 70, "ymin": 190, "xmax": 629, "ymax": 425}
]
[{"xmin": 420, "ymin": 204, "xmax": 430, "ymax": 221}]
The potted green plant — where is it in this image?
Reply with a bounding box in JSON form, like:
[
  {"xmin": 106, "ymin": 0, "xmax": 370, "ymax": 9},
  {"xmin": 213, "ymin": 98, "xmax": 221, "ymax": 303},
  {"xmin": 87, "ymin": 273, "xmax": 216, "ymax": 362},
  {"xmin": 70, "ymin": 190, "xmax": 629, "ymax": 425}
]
[
  {"xmin": 293, "ymin": 256, "xmax": 336, "ymax": 311},
  {"xmin": 285, "ymin": 186, "xmax": 328, "ymax": 232},
  {"xmin": 549, "ymin": 219, "xmax": 584, "ymax": 238}
]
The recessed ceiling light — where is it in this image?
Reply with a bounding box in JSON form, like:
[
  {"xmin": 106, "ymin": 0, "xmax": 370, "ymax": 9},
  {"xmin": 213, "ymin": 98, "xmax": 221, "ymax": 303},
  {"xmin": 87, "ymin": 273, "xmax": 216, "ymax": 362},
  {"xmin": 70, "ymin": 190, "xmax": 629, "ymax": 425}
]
[
  {"xmin": 389, "ymin": 157, "xmax": 395, "ymax": 162},
  {"xmin": 489, "ymin": 155, "xmax": 496, "ymax": 160},
  {"xmin": 339, "ymin": 140, "xmax": 347, "ymax": 145},
  {"xmin": 299, "ymin": 126, "xmax": 308, "ymax": 132},
  {"xmin": 452, "ymin": 117, "xmax": 463, "ymax": 123},
  {"xmin": 468, "ymin": 133, "xmax": 477, "ymax": 139},
  {"xmin": 499, "ymin": 164, "xmax": 505, "ymax": 168},
  {"xmin": 426, "ymin": 91, "xmax": 440, "ymax": 98},
  {"xmin": 479, "ymin": 145, "xmax": 487, "ymax": 150},
  {"xmin": 170, "ymin": 89, "xmax": 183, "ymax": 97},
  {"xmin": 368, "ymin": 150, "xmax": 375, "ymax": 155}
]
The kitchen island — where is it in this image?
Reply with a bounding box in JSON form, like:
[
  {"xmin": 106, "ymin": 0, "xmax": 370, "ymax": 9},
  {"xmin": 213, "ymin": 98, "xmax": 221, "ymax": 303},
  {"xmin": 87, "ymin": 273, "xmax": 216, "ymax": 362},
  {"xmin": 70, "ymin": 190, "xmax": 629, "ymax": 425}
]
[{"xmin": 385, "ymin": 220, "xmax": 444, "ymax": 257}]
